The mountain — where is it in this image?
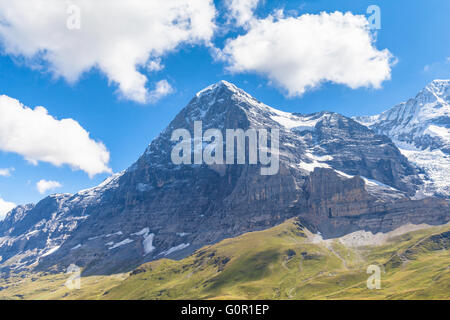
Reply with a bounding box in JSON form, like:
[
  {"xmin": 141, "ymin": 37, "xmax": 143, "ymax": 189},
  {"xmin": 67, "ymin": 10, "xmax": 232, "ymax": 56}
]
[
  {"xmin": 0, "ymin": 81, "xmax": 449, "ymax": 276},
  {"xmin": 1, "ymin": 219, "xmax": 448, "ymax": 300},
  {"xmin": 355, "ymin": 79, "xmax": 450, "ymax": 197}
]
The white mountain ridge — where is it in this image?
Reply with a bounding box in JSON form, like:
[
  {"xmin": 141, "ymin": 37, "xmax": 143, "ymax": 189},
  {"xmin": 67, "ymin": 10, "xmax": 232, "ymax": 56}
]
[{"xmin": 354, "ymin": 79, "xmax": 450, "ymax": 198}]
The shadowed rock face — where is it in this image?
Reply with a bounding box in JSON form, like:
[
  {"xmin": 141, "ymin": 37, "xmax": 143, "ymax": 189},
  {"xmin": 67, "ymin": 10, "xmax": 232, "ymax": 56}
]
[
  {"xmin": 291, "ymin": 168, "xmax": 449, "ymax": 238},
  {"xmin": 0, "ymin": 81, "xmax": 448, "ymax": 276}
]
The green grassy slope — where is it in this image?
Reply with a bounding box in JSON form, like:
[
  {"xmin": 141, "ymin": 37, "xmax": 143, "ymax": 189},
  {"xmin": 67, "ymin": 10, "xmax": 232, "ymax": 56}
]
[{"xmin": 0, "ymin": 219, "xmax": 448, "ymax": 300}]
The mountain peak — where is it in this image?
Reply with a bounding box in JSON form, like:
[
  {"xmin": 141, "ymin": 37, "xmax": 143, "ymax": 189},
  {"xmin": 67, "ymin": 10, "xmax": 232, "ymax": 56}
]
[
  {"xmin": 429, "ymin": 79, "xmax": 450, "ymax": 86},
  {"xmin": 187, "ymin": 80, "xmax": 272, "ymax": 121},
  {"xmin": 195, "ymin": 80, "xmax": 240, "ymax": 98},
  {"xmin": 425, "ymin": 79, "xmax": 450, "ymax": 100},
  {"xmin": 354, "ymin": 79, "xmax": 450, "ymax": 197}
]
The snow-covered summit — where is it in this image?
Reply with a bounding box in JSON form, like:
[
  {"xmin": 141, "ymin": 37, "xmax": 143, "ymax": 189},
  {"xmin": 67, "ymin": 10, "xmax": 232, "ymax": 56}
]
[
  {"xmin": 354, "ymin": 79, "xmax": 450, "ymax": 197},
  {"xmin": 426, "ymin": 79, "xmax": 450, "ymax": 101},
  {"xmin": 195, "ymin": 80, "xmax": 240, "ymax": 98},
  {"xmin": 355, "ymin": 79, "xmax": 449, "ymax": 150}
]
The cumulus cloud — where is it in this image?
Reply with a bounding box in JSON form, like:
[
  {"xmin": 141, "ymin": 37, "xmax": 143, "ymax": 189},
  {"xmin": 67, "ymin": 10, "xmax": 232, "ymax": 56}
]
[
  {"xmin": 0, "ymin": 167, "xmax": 14, "ymax": 177},
  {"xmin": 0, "ymin": 0, "xmax": 216, "ymax": 103},
  {"xmin": 36, "ymin": 180, "xmax": 62, "ymax": 194},
  {"xmin": 0, "ymin": 197, "xmax": 16, "ymax": 220},
  {"xmin": 148, "ymin": 80, "xmax": 174, "ymax": 103},
  {"xmin": 0, "ymin": 95, "xmax": 111, "ymax": 177},
  {"xmin": 225, "ymin": 0, "xmax": 260, "ymax": 27},
  {"xmin": 221, "ymin": 11, "xmax": 394, "ymax": 96}
]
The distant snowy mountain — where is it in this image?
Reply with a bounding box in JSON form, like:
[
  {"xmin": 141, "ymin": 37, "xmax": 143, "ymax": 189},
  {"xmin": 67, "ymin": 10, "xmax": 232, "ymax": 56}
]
[
  {"xmin": 355, "ymin": 79, "xmax": 450, "ymax": 197},
  {"xmin": 0, "ymin": 81, "xmax": 448, "ymax": 276}
]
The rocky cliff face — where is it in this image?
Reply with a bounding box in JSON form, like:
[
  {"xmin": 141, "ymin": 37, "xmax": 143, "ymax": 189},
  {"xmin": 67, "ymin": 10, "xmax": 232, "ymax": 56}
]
[
  {"xmin": 0, "ymin": 81, "xmax": 448, "ymax": 276},
  {"xmin": 290, "ymin": 168, "xmax": 449, "ymax": 238},
  {"xmin": 355, "ymin": 79, "xmax": 450, "ymax": 197}
]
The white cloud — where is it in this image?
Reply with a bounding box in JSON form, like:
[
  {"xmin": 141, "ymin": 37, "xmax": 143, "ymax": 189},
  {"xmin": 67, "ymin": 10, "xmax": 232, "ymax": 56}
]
[
  {"xmin": 0, "ymin": 0, "xmax": 216, "ymax": 103},
  {"xmin": 0, "ymin": 167, "xmax": 14, "ymax": 177},
  {"xmin": 225, "ymin": 0, "xmax": 260, "ymax": 27},
  {"xmin": 36, "ymin": 180, "xmax": 62, "ymax": 194},
  {"xmin": 0, "ymin": 197, "xmax": 16, "ymax": 220},
  {"xmin": 147, "ymin": 58, "xmax": 164, "ymax": 72},
  {"xmin": 423, "ymin": 57, "xmax": 450, "ymax": 75},
  {"xmin": 148, "ymin": 80, "xmax": 174, "ymax": 103},
  {"xmin": 0, "ymin": 95, "xmax": 111, "ymax": 177},
  {"xmin": 221, "ymin": 11, "xmax": 394, "ymax": 96}
]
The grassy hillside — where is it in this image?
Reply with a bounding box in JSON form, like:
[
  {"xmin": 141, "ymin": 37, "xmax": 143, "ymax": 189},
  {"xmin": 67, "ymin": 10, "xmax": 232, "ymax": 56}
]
[{"xmin": 0, "ymin": 219, "xmax": 448, "ymax": 300}]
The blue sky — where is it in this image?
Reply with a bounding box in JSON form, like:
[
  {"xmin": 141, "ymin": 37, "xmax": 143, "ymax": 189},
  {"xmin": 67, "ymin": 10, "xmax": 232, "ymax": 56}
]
[{"xmin": 0, "ymin": 0, "xmax": 449, "ymax": 210}]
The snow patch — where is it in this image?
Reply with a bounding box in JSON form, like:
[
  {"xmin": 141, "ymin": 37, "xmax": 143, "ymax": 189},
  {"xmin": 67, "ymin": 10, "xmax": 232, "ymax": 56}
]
[
  {"xmin": 108, "ymin": 238, "xmax": 133, "ymax": 250},
  {"xmin": 159, "ymin": 243, "xmax": 190, "ymax": 256},
  {"xmin": 41, "ymin": 245, "xmax": 60, "ymax": 257},
  {"xmin": 176, "ymin": 232, "xmax": 189, "ymax": 237},
  {"xmin": 424, "ymin": 125, "xmax": 450, "ymax": 140},
  {"xmin": 270, "ymin": 111, "xmax": 322, "ymax": 131},
  {"xmin": 105, "ymin": 231, "xmax": 123, "ymax": 237},
  {"xmin": 362, "ymin": 177, "xmax": 398, "ymax": 191},
  {"xmin": 334, "ymin": 170, "xmax": 354, "ymax": 179},
  {"xmin": 297, "ymin": 160, "xmax": 330, "ymax": 172},
  {"xmin": 88, "ymin": 231, "xmax": 123, "ymax": 241},
  {"xmin": 132, "ymin": 227, "xmax": 155, "ymax": 255},
  {"xmin": 143, "ymin": 233, "xmax": 155, "ymax": 255},
  {"xmin": 132, "ymin": 227, "xmax": 150, "ymax": 236}
]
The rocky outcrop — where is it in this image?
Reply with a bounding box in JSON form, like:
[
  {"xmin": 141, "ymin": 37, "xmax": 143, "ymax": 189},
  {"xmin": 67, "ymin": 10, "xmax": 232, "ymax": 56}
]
[{"xmin": 293, "ymin": 168, "xmax": 449, "ymax": 238}]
